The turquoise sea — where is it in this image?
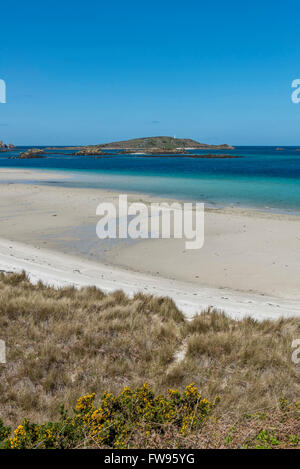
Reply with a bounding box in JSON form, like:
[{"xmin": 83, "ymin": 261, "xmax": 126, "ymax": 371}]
[{"xmin": 1, "ymin": 146, "xmax": 300, "ymax": 213}]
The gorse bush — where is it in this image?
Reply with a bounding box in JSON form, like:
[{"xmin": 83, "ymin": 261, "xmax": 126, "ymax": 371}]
[
  {"xmin": 1, "ymin": 385, "xmax": 299, "ymax": 449},
  {"xmin": 1, "ymin": 384, "xmax": 215, "ymax": 449}
]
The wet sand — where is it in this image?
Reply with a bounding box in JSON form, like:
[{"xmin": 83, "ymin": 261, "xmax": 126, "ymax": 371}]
[{"xmin": 0, "ymin": 168, "xmax": 300, "ymax": 319}]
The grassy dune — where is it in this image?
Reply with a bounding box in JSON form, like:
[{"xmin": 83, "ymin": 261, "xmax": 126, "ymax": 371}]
[{"xmin": 0, "ymin": 272, "xmax": 299, "ymax": 448}]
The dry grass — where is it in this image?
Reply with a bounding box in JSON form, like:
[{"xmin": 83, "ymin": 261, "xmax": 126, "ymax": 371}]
[
  {"xmin": 0, "ymin": 272, "xmax": 299, "ymax": 447},
  {"xmin": 0, "ymin": 271, "xmax": 183, "ymax": 426},
  {"xmin": 166, "ymin": 309, "xmax": 300, "ymax": 417}
]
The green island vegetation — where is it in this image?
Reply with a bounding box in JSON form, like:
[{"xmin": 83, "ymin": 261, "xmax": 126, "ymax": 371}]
[
  {"xmin": 0, "ymin": 271, "xmax": 299, "ymax": 449},
  {"xmin": 95, "ymin": 136, "xmax": 234, "ymax": 150},
  {"xmin": 46, "ymin": 136, "xmax": 235, "ymax": 156}
]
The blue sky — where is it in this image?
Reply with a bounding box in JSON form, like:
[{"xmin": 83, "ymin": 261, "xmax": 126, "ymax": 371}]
[{"xmin": 0, "ymin": 0, "xmax": 300, "ymax": 145}]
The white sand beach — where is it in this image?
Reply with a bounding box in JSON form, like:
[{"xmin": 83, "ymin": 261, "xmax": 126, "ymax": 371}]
[
  {"xmin": 0, "ymin": 168, "xmax": 300, "ymax": 320},
  {"xmin": 0, "ymin": 237, "xmax": 300, "ymax": 321}
]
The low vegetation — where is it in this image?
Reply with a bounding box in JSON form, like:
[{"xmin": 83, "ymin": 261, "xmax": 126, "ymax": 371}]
[
  {"xmin": 0, "ymin": 272, "xmax": 299, "ymax": 448},
  {"xmin": 88, "ymin": 136, "xmax": 234, "ymax": 150}
]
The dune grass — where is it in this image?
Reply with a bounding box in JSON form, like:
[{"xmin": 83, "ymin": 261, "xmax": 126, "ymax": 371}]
[{"xmin": 0, "ymin": 271, "xmax": 299, "ymax": 448}]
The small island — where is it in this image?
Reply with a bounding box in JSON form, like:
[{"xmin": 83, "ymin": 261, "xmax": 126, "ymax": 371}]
[
  {"xmin": 6, "ymin": 137, "xmax": 240, "ymax": 159},
  {"xmin": 11, "ymin": 148, "xmax": 46, "ymax": 159},
  {"xmin": 0, "ymin": 140, "xmax": 15, "ymax": 152},
  {"xmin": 94, "ymin": 136, "xmax": 235, "ymax": 151},
  {"xmin": 53, "ymin": 136, "xmax": 237, "ymax": 157}
]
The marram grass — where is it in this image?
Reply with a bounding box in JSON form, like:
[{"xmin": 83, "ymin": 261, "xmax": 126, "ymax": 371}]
[{"xmin": 0, "ymin": 271, "xmax": 299, "ymax": 449}]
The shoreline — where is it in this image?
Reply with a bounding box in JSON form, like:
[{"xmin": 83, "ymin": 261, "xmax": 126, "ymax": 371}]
[
  {"xmin": 0, "ymin": 237, "xmax": 299, "ymax": 320},
  {"xmin": 0, "ymin": 168, "xmax": 300, "ymax": 318},
  {"xmin": 2, "ymin": 165, "xmax": 300, "ymax": 216}
]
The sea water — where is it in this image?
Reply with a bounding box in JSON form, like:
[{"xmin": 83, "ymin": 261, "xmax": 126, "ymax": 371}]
[{"xmin": 1, "ymin": 146, "xmax": 300, "ymax": 213}]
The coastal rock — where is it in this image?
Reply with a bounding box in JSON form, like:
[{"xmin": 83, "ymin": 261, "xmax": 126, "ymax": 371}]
[
  {"xmin": 75, "ymin": 147, "xmax": 103, "ymax": 156},
  {"xmin": 0, "ymin": 141, "xmax": 16, "ymax": 152},
  {"xmin": 143, "ymin": 149, "xmax": 188, "ymax": 155},
  {"xmin": 18, "ymin": 148, "xmax": 46, "ymax": 159},
  {"xmin": 196, "ymin": 144, "xmax": 235, "ymax": 150}
]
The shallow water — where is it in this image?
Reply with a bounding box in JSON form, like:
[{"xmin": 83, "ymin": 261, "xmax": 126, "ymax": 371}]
[{"xmin": 1, "ymin": 146, "xmax": 300, "ymax": 213}]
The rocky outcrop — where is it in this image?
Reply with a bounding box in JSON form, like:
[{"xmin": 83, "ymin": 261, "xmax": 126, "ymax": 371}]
[
  {"xmin": 18, "ymin": 148, "xmax": 46, "ymax": 159},
  {"xmin": 205, "ymin": 144, "xmax": 235, "ymax": 150},
  {"xmin": 75, "ymin": 147, "xmax": 103, "ymax": 156},
  {"xmin": 142, "ymin": 149, "xmax": 189, "ymax": 155},
  {"xmin": 0, "ymin": 141, "xmax": 15, "ymax": 152}
]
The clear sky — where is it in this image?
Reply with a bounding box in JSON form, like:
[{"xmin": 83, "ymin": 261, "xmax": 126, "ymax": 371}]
[{"xmin": 0, "ymin": 0, "xmax": 300, "ymax": 146}]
